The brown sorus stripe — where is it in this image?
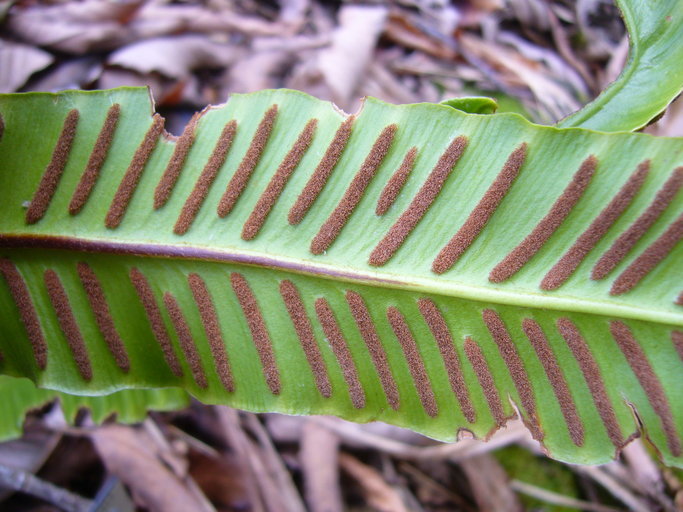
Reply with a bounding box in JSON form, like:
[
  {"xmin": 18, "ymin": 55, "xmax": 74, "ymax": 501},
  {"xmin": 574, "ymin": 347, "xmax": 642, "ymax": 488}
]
[
  {"xmin": 26, "ymin": 109, "xmax": 79, "ymax": 224},
  {"xmin": 376, "ymin": 147, "xmax": 417, "ymax": 216},
  {"xmin": 387, "ymin": 306, "xmax": 438, "ymax": 417},
  {"xmin": 542, "ymin": 161, "xmax": 650, "ymax": 290},
  {"xmin": 288, "ymin": 116, "xmax": 355, "ymax": 225},
  {"xmin": 677, "ymin": 291, "xmax": 683, "ymax": 306},
  {"xmin": 345, "ymin": 290, "xmax": 400, "ymax": 410},
  {"xmin": 556, "ymin": 318, "xmax": 624, "ymax": 448},
  {"xmin": 106, "ymin": 114, "xmax": 165, "ymax": 229},
  {"xmin": 230, "ymin": 272, "xmax": 280, "ymax": 394},
  {"xmin": 217, "ymin": 105, "xmax": 278, "ymax": 217},
  {"xmin": 610, "ymin": 213, "xmax": 683, "ymax": 295},
  {"xmin": 463, "ymin": 337, "xmax": 505, "ymax": 426},
  {"xmin": 417, "ymin": 298, "xmax": 475, "ymax": 422},
  {"xmin": 673, "ymin": 331, "xmax": 683, "ymax": 362},
  {"xmin": 77, "ymin": 262, "xmax": 130, "ymax": 372},
  {"xmin": 311, "ymin": 124, "xmax": 398, "ymax": 254},
  {"xmin": 433, "ymin": 143, "xmax": 527, "ymax": 274},
  {"xmin": 315, "ymin": 298, "xmax": 365, "ymax": 408},
  {"xmin": 482, "ymin": 309, "xmax": 542, "ymax": 440},
  {"xmin": 242, "ymin": 119, "xmax": 317, "ymax": 240},
  {"xmin": 610, "ymin": 321, "xmax": 681, "ymax": 456},
  {"xmin": 0, "ymin": 259, "xmax": 47, "ymax": 369},
  {"xmin": 153, "ymin": 112, "xmax": 201, "ymax": 209},
  {"xmin": 69, "ymin": 104, "xmax": 121, "ymax": 215},
  {"xmin": 188, "ymin": 273, "xmax": 234, "ymax": 391},
  {"xmin": 593, "ymin": 167, "xmax": 683, "ymax": 280},
  {"xmin": 490, "ymin": 155, "xmax": 597, "ymax": 282},
  {"xmin": 522, "ymin": 318, "xmax": 584, "ymax": 446},
  {"xmin": 280, "ymin": 280, "xmax": 332, "ymax": 397},
  {"xmin": 369, "ymin": 135, "xmax": 468, "ymax": 266},
  {"xmin": 44, "ymin": 269, "xmax": 92, "ymax": 381},
  {"xmin": 174, "ymin": 120, "xmax": 237, "ymax": 235},
  {"xmin": 163, "ymin": 292, "xmax": 208, "ymax": 388},
  {"xmin": 129, "ymin": 267, "xmax": 183, "ymax": 377}
]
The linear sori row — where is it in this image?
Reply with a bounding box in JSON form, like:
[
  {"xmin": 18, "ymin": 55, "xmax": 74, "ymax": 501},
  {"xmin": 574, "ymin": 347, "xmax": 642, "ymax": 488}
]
[{"xmin": 0, "ymin": 87, "xmax": 681, "ymax": 466}]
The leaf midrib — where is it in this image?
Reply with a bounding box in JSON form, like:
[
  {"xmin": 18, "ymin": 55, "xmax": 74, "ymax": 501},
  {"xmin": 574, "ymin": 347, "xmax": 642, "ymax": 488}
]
[{"xmin": 2, "ymin": 233, "xmax": 679, "ymax": 328}]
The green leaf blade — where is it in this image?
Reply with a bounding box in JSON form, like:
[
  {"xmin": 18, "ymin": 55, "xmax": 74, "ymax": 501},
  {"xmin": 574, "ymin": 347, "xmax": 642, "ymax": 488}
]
[
  {"xmin": 559, "ymin": 0, "xmax": 683, "ymax": 131},
  {"xmin": 0, "ymin": 88, "xmax": 681, "ymax": 466},
  {"xmin": 0, "ymin": 375, "xmax": 189, "ymax": 442}
]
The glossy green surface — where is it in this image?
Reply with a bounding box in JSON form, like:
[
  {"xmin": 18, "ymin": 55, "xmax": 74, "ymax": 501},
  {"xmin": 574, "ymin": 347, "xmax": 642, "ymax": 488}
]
[
  {"xmin": 559, "ymin": 0, "xmax": 683, "ymax": 131},
  {"xmin": 0, "ymin": 375, "xmax": 188, "ymax": 442},
  {"xmin": 0, "ymin": 87, "xmax": 681, "ymax": 466}
]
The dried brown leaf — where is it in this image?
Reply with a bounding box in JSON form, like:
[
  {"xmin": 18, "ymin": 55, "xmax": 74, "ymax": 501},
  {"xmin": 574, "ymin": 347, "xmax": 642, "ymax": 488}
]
[
  {"xmin": 383, "ymin": 15, "xmax": 456, "ymax": 60},
  {"xmin": 6, "ymin": 1, "xmax": 137, "ymax": 54},
  {"xmin": 0, "ymin": 430, "xmax": 60, "ymax": 502},
  {"xmin": 244, "ymin": 413, "xmax": 306, "ymax": 512},
  {"xmin": 108, "ymin": 35, "xmax": 237, "ymax": 79},
  {"xmin": 90, "ymin": 424, "xmax": 208, "ymax": 512},
  {"xmin": 189, "ymin": 451, "xmax": 251, "ymax": 512},
  {"xmin": 25, "ymin": 57, "xmax": 101, "ymax": 93},
  {"xmin": 7, "ymin": 1, "xmax": 282, "ymax": 54},
  {"xmin": 459, "ymin": 454, "xmax": 522, "ymax": 512},
  {"xmin": 317, "ymin": 5, "xmax": 388, "ymax": 109},
  {"xmin": 300, "ymin": 421, "xmax": 342, "ymax": 512},
  {"xmin": 228, "ymin": 50, "xmax": 292, "ymax": 93},
  {"xmin": 340, "ymin": 452, "xmax": 408, "ymax": 512},
  {"xmin": 0, "ymin": 40, "xmax": 53, "ymax": 93}
]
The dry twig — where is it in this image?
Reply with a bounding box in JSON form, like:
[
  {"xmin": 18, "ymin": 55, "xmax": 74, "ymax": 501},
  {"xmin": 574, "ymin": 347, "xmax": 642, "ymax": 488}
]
[{"xmin": 0, "ymin": 463, "xmax": 92, "ymax": 512}]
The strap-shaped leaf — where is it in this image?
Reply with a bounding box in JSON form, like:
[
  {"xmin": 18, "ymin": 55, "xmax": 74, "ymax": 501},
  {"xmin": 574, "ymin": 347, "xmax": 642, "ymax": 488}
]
[
  {"xmin": 559, "ymin": 0, "xmax": 683, "ymax": 131},
  {"xmin": 0, "ymin": 88, "xmax": 681, "ymax": 466}
]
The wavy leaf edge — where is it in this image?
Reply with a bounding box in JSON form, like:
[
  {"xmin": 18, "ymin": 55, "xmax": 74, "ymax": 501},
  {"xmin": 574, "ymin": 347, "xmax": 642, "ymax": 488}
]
[{"xmin": 0, "ymin": 86, "xmax": 681, "ymax": 468}]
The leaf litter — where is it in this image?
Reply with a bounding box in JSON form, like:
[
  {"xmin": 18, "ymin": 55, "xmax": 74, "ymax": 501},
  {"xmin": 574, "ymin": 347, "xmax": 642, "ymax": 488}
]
[{"xmin": 1, "ymin": 0, "xmax": 682, "ymax": 510}]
